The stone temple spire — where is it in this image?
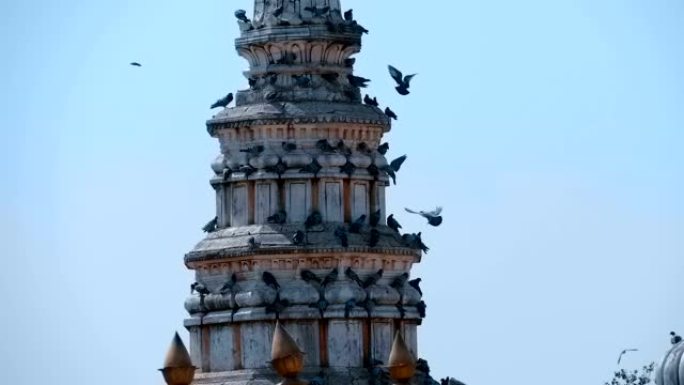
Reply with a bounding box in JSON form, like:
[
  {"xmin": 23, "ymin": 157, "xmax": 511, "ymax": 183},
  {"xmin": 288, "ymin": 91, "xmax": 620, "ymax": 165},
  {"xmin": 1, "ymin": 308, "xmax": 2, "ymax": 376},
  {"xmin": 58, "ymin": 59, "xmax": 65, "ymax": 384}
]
[{"xmin": 183, "ymin": 2, "xmax": 426, "ymax": 385}]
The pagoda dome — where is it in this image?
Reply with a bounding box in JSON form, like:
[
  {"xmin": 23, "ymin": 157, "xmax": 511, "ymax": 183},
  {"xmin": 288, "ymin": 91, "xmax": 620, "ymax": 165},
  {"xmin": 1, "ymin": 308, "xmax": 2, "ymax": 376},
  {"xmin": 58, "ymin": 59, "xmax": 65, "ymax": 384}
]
[{"xmin": 655, "ymin": 340, "xmax": 684, "ymax": 385}]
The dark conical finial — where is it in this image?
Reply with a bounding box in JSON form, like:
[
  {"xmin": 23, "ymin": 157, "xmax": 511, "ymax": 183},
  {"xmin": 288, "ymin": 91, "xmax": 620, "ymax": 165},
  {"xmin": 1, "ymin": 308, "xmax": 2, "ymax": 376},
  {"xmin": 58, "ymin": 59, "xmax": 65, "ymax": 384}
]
[
  {"xmin": 387, "ymin": 331, "xmax": 417, "ymax": 383},
  {"xmin": 159, "ymin": 332, "xmax": 196, "ymax": 385}
]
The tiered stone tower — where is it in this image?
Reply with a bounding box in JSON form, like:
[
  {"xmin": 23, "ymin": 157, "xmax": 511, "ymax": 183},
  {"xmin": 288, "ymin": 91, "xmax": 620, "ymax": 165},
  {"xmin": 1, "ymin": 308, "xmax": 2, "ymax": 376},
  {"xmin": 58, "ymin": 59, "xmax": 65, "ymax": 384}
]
[{"xmin": 184, "ymin": 2, "xmax": 425, "ymax": 384}]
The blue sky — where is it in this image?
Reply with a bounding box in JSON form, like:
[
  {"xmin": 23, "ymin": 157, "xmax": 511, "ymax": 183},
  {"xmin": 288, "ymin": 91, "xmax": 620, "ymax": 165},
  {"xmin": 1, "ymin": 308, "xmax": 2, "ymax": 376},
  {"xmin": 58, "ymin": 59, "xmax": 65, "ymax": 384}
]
[{"xmin": 0, "ymin": 1, "xmax": 682, "ymax": 384}]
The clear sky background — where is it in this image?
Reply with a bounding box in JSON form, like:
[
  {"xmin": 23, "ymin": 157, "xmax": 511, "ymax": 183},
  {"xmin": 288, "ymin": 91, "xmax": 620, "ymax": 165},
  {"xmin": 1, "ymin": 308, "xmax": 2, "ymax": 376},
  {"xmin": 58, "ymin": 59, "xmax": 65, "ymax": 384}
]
[{"xmin": 1, "ymin": 1, "xmax": 682, "ymax": 384}]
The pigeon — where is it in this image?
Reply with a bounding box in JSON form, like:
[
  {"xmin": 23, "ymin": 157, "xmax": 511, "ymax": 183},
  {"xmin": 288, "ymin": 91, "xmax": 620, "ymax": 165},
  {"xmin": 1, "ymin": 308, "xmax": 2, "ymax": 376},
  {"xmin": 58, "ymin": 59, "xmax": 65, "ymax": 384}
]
[
  {"xmin": 345, "ymin": 267, "xmax": 364, "ymax": 286},
  {"xmin": 239, "ymin": 165, "xmax": 257, "ymax": 178},
  {"xmin": 304, "ymin": 6, "xmax": 330, "ymax": 17},
  {"xmin": 396, "ymin": 303, "xmax": 406, "ymax": 318},
  {"xmin": 219, "ymin": 273, "xmax": 238, "ymax": 295},
  {"xmin": 356, "ymin": 142, "xmax": 372, "ymax": 154},
  {"xmin": 300, "ymin": 159, "xmax": 322, "ymax": 176},
  {"xmin": 321, "ymin": 268, "xmax": 339, "ymax": 287},
  {"xmin": 377, "ymin": 142, "xmax": 390, "ymax": 155},
  {"xmin": 390, "ymin": 273, "xmax": 410, "ymax": 290},
  {"xmin": 408, "ymin": 278, "xmax": 422, "ymax": 296},
  {"xmin": 301, "ymin": 269, "xmax": 321, "ymax": 285},
  {"xmin": 335, "ymin": 226, "xmax": 349, "ymax": 247},
  {"xmin": 364, "ymin": 94, "xmax": 379, "ymax": 107},
  {"xmin": 235, "ymin": 9, "xmax": 250, "ymax": 23},
  {"xmin": 130, "ymin": 62, "xmax": 142, "ymax": 67},
  {"xmin": 273, "ymin": 5, "xmax": 284, "ymax": 17},
  {"xmin": 344, "ymin": 299, "xmax": 357, "ymax": 318},
  {"xmin": 247, "ymin": 236, "xmax": 260, "ymax": 250},
  {"xmin": 387, "ymin": 214, "xmax": 402, "ymax": 233},
  {"xmin": 336, "ymin": 140, "xmax": 352, "ymax": 156},
  {"xmin": 262, "ymin": 271, "xmax": 280, "ymax": 290},
  {"xmin": 363, "ymin": 269, "xmax": 383, "ymax": 288},
  {"xmin": 222, "ymin": 167, "xmax": 233, "ymax": 181},
  {"xmin": 310, "ymin": 298, "xmax": 329, "ymax": 317},
  {"xmin": 369, "ymin": 229, "xmax": 380, "ymax": 247},
  {"xmin": 240, "ymin": 145, "xmax": 265, "ymax": 156},
  {"xmin": 416, "ymin": 300, "xmax": 427, "ymax": 318},
  {"xmin": 202, "ymin": 217, "xmax": 218, "ymax": 233},
  {"xmin": 316, "ymin": 139, "xmax": 337, "ymax": 153},
  {"xmin": 352, "ymin": 23, "xmax": 369, "ymax": 34},
  {"xmin": 282, "ymin": 142, "xmax": 297, "ymax": 152},
  {"xmin": 617, "ymin": 348, "xmax": 638, "ymax": 365},
  {"xmin": 292, "ymin": 230, "xmax": 306, "ymax": 246},
  {"xmin": 347, "ymin": 74, "xmax": 370, "ymax": 88},
  {"xmin": 358, "ymin": 297, "xmax": 376, "ymax": 316},
  {"xmin": 349, "ymin": 214, "xmax": 367, "ymax": 233},
  {"xmin": 403, "ymin": 232, "xmax": 429, "ymax": 253},
  {"xmin": 340, "ymin": 160, "xmax": 356, "ymax": 177},
  {"xmin": 276, "ymin": 52, "xmax": 297, "ymax": 65},
  {"xmin": 265, "ymin": 159, "xmax": 288, "ymax": 177},
  {"xmin": 384, "ymin": 107, "xmax": 398, "ymax": 120},
  {"xmin": 211, "ymin": 93, "xmax": 234, "ymax": 109},
  {"xmin": 671, "ymin": 331, "xmax": 682, "ymax": 345},
  {"xmin": 292, "ymin": 74, "xmax": 311, "ymax": 88},
  {"xmin": 344, "ymin": 9, "xmax": 353, "ymax": 21},
  {"xmin": 382, "ymin": 155, "xmax": 408, "ymax": 185},
  {"xmin": 322, "ymin": 73, "xmax": 340, "ymax": 83},
  {"xmin": 369, "ymin": 209, "xmax": 382, "ymax": 227},
  {"xmin": 388, "ymin": 65, "xmax": 417, "ymax": 95},
  {"xmin": 405, "ymin": 207, "xmax": 443, "ymax": 227},
  {"xmin": 367, "ymin": 163, "xmax": 380, "ymax": 178},
  {"xmin": 344, "ymin": 58, "xmax": 356, "ymax": 68},
  {"xmin": 267, "ymin": 210, "xmax": 287, "ymax": 225},
  {"xmin": 191, "ymin": 282, "xmax": 211, "ymax": 295},
  {"xmin": 305, "ymin": 211, "xmax": 323, "ymax": 229}
]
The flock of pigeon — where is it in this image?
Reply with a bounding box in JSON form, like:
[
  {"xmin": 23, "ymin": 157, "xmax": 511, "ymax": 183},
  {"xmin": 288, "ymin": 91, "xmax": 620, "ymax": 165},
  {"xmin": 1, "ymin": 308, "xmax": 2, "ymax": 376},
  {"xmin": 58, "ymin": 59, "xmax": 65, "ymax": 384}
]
[{"xmin": 191, "ymin": 265, "xmax": 426, "ymax": 321}]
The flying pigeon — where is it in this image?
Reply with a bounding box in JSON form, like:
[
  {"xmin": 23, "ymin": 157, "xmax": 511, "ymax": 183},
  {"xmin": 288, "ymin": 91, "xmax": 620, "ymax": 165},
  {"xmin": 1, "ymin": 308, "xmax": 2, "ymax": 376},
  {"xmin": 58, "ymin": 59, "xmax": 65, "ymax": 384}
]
[
  {"xmin": 405, "ymin": 207, "xmax": 443, "ymax": 227},
  {"xmin": 388, "ymin": 65, "xmax": 417, "ymax": 95}
]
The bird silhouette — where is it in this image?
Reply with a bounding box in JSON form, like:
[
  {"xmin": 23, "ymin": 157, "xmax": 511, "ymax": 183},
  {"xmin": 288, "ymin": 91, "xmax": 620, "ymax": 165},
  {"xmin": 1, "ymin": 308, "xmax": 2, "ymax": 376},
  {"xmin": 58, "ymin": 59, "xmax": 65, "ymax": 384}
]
[
  {"xmin": 219, "ymin": 273, "xmax": 238, "ymax": 295},
  {"xmin": 369, "ymin": 228, "xmax": 380, "ymax": 247},
  {"xmin": 305, "ymin": 211, "xmax": 323, "ymax": 230},
  {"xmin": 617, "ymin": 348, "xmax": 638, "ymax": 365},
  {"xmin": 211, "ymin": 93, "xmax": 234, "ymax": 109},
  {"xmin": 390, "ymin": 273, "xmax": 409, "ymax": 290},
  {"xmin": 408, "ymin": 278, "xmax": 422, "ymax": 296},
  {"xmin": 345, "ymin": 267, "xmax": 363, "ymax": 286},
  {"xmin": 130, "ymin": 62, "xmax": 142, "ymax": 67},
  {"xmin": 363, "ymin": 269, "xmax": 383, "ymax": 288},
  {"xmin": 671, "ymin": 331, "xmax": 682, "ymax": 345},
  {"xmin": 282, "ymin": 142, "xmax": 297, "ymax": 152},
  {"xmin": 334, "ymin": 226, "xmax": 349, "ymax": 247},
  {"xmin": 304, "ymin": 6, "xmax": 330, "ymax": 17},
  {"xmin": 300, "ymin": 159, "xmax": 322, "ymax": 176},
  {"xmin": 388, "ymin": 65, "xmax": 417, "ymax": 95},
  {"xmin": 267, "ymin": 210, "xmax": 287, "ymax": 225},
  {"xmin": 405, "ymin": 207, "xmax": 443, "ymax": 227},
  {"xmin": 321, "ymin": 268, "xmax": 339, "ymax": 287},
  {"xmin": 349, "ymin": 214, "xmax": 366, "ymax": 233},
  {"xmin": 235, "ymin": 9, "xmax": 250, "ymax": 23},
  {"xmin": 387, "ymin": 214, "xmax": 402, "ymax": 233},
  {"xmin": 262, "ymin": 271, "xmax": 280, "ymax": 290},
  {"xmin": 369, "ymin": 209, "xmax": 382, "ymax": 227},
  {"xmin": 382, "ymin": 155, "xmax": 407, "ymax": 185},
  {"xmin": 364, "ymin": 94, "xmax": 379, "ymax": 107},
  {"xmin": 384, "ymin": 107, "xmax": 398, "ymax": 120},
  {"xmin": 300, "ymin": 270, "xmax": 321, "ymax": 285},
  {"xmin": 347, "ymin": 74, "xmax": 370, "ymax": 88},
  {"xmin": 377, "ymin": 142, "xmax": 390, "ymax": 155},
  {"xmin": 344, "ymin": 9, "xmax": 354, "ymax": 21},
  {"xmin": 292, "ymin": 230, "xmax": 306, "ymax": 246},
  {"xmin": 202, "ymin": 217, "xmax": 218, "ymax": 233}
]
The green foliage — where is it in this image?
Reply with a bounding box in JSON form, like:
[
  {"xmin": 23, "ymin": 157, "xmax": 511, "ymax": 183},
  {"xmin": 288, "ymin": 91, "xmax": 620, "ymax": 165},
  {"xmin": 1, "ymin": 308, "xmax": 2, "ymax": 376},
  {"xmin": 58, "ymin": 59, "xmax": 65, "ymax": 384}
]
[{"xmin": 605, "ymin": 363, "xmax": 655, "ymax": 385}]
